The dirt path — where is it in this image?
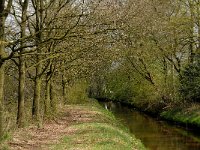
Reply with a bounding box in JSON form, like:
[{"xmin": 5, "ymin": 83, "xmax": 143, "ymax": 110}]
[{"xmin": 8, "ymin": 105, "xmax": 100, "ymax": 150}]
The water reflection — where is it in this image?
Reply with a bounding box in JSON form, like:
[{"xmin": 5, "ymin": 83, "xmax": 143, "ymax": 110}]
[{"xmin": 102, "ymin": 102, "xmax": 200, "ymax": 150}]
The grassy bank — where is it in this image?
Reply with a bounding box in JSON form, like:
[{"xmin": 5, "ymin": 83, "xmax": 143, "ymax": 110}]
[
  {"xmin": 160, "ymin": 103, "xmax": 200, "ymax": 128},
  {"xmin": 7, "ymin": 99, "xmax": 145, "ymax": 150},
  {"xmin": 127, "ymin": 100, "xmax": 200, "ymax": 130}
]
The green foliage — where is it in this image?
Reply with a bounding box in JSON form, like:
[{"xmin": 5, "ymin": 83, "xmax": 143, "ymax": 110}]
[
  {"xmin": 104, "ymin": 69, "xmax": 133, "ymax": 102},
  {"xmin": 66, "ymin": 80, "xmax": 89, "ymax": 104},
  {"xmin": 131, "ymin": 80, "xmax": 158, "ymax": 103},
  {"xmin": 180, "ymin": 60, "xmax": 200, "ymax": 102},
  {"xmin": 103, "ymin": 65, "xmax": 161, "ymax": 106}
]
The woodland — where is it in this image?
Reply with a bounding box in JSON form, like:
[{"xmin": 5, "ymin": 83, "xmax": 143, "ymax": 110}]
[{"xmin": 0, "ymin": 0, "xmax": 200, "ymax": 141}]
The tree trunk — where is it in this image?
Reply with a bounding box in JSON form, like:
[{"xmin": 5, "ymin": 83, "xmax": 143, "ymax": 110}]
[
  {"xmin": 62, "ymin": 74, "xmax": 67, "ymax": 104},
  {"xmin": 0, "ymin": 2, "xmax": 6, "ymax": 138},
  {"xmin": 62, "ymin": 83, "xmax": 67, "ymax": 103},
  {"xmin": 32, "ymin": 74, "xmax": 41, "ymax": 122},
  {"xmin": 45, "ymin": 78, "xmax": 51, "ymax": 115},
  {"xmin": 50, "ymin": 81, "xmax": 57, "ymax": 113},
  {"xmin": 17, "ymin": 0, "xmax": 28, "ymax": 128},
  {"xmin": 17, "ymin": 56, "xmax": 25, "ymax": 127},
  {"xmin": 0, "ymin": 64, "xmax": 5, "ymax": 138},
  {"xmin": 32, "ymin": 0, "xmax": 43, "ymax": 126},
  {"xmin": 170, "ymin": 56, "xmax": 175, "ymax": 100},
  {"xmin": 163, "ymin": 57, "xmax": 167, "ymax": 86}
]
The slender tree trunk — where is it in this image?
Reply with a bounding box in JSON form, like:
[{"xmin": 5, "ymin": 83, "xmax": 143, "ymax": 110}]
[
  {"xmin": 62, "ymin": 74, "xmax": 67, "ymax": 103},
  {"xmin": 17, "ymin": 56, "xmax": 25, "ymax": 127},
  {"xmin": 189, "ymin": 41, "xmax": 194, "ymax": 63},
  {"xmin": 62, "ymin": 83, "xmax": 67, "ymax": 103},
  {"xmin": 32, "ymin": 72, "xmax": 41, "ymax": 121},
  {"xmin": 162, "ymin": 57, "xmax": 168, "ymax": 99},
  {"xmin": 50, "ymin": 80, "xmax": 57, "ymax": 113},
  {"xmin": 0, "ymin": 2, "xmax": 6, "ymax": 138},
  {"xmin": 170, "ymin": 55, "xmax": 175, "ymax": 100},
  {"xmin": 17, "ymin": 0, "xmax": 28, "ymax": 128},
  {"xmin": 163, "ymin": 57, "xmax": 168, "ymax": 86},
  {"xmin": 32, "ymin": 54, "xmax": 42, "ymax": 125},
  {"xmin": 0, "ymin": 64, "xmax": 5, "ymax": 138},
  {"xmin": 33, "ymin": 73, "xmax": 42, "ymax": 128},
  {"xmin": 45, "ymin": 77, "xmax": 51, "ymax": 115},
  {"xmin": 32, "ymin": 0, "xmax": 43, "ymax": 126}
]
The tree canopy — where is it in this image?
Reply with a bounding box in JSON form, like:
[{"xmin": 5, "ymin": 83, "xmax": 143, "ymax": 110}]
[{"xmin": 0, "ymin": 0, "xmax": 200, "ymax": 139}]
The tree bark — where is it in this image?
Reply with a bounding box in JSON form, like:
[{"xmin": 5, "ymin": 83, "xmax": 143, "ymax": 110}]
[
  {"xmin": 17, "ymin": 0, "xmax": 29, "ymax": 128},
  {"xmin": 163, "ymin": 57, "xmax": 167, "ymax": 86},
  {"xmin": 0, "ymin": 1, "xmax": 6, "ymax": 138},
  {"xmin": 17, "ymin": 56, "xmax": 25, "ymax": 127},
  {"xmin": 32, "ymin": 0, "xmax": 43, "ymax": 126},
  {"xmin": 0, "ymin": 64, "xmax": 5, "ymax": 138},
  {"xmin": 62, "ymin": 74, "xmax": 67, "ymax": 104},
  {"xmin": 45, "ymin": 77, "xmax": 51, "ymax": 115},
  {"xmin": 32, "ymin": 75, "xmax": 41, "ymax": 122},
  {"xmin": 50, "ymin": 80, "xmax": 57, "ymax": 113}
]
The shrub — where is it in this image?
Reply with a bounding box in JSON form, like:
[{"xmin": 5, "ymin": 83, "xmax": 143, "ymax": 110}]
[
  {"xmin": 66, "ymin": 80, "xmax": 89, "ymax": 104},
  {"xmin": 180, "ymin": 60, "xmax": 200, "ymax": 102}
]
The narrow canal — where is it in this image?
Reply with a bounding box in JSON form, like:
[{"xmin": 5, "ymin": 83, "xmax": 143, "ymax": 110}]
[{"xmin": 101, "ymin": 101, "xmax": 200, "ymax": 150}]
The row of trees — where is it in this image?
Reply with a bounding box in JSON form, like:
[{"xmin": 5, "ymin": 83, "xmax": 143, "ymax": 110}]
[
  {"xmin": 90, "ymin": 0, "xmax": 200, "ymax": 109},
  {"xmin": 0, "ymin": 0, "xmax": 126, "ymax": 139},
  {"xmin": 1, "ymin": 0, "xmax": 200, "ymax": 140}
]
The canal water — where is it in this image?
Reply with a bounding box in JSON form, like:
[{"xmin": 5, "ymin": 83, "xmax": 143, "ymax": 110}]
[{"xmin": 101, "ymin": 102, "xmax": 200, "ymax": 150}]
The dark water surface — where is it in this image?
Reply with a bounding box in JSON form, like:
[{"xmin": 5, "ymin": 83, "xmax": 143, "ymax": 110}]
[{"xmin": 101, "ymin": 102, "xmax": 200, "ymax": 150}]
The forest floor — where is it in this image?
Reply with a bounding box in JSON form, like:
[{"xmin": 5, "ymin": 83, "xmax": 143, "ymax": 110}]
[{"xmin": 7, "ymin": 101, "xmax": 145, "ymax": 150}]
